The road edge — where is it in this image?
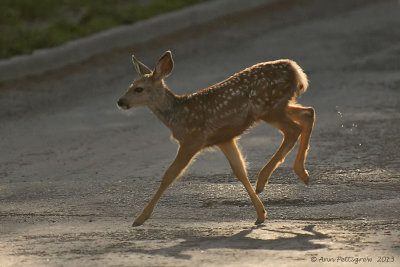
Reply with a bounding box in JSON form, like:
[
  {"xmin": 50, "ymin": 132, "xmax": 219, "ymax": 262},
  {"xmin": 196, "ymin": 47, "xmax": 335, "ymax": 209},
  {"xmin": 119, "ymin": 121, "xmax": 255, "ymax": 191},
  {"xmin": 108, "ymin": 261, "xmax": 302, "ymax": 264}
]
[{"xmin": 0, "ymin": 0, "xmax": 273, "ymax": 82}]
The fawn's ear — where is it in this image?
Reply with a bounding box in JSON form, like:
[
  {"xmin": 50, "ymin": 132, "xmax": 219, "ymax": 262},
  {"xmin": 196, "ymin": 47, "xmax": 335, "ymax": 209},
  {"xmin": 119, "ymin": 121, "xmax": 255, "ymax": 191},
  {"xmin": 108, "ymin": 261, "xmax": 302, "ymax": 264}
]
[
  {"xmin": 132, "ymin": 55, "xmax": 152, "ymax": 76},
  {"xmin": 153, "ymin": 51, "xmax": 174, "ymax": 80}
]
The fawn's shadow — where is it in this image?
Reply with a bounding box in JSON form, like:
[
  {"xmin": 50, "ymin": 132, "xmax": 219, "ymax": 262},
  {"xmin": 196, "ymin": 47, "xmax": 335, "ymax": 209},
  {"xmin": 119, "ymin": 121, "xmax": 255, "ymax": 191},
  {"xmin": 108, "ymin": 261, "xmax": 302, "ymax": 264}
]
[{"xmin": 130, "ymin": 224, "xmax": 329, "ymax": 259}]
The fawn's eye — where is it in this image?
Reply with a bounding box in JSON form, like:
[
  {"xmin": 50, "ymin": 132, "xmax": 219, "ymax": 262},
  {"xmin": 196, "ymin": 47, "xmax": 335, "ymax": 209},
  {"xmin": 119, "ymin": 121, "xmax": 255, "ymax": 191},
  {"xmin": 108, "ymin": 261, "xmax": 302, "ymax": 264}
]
[{"xmin": 134, "ymin": 87, "xmax": 144, "ymax": 93}]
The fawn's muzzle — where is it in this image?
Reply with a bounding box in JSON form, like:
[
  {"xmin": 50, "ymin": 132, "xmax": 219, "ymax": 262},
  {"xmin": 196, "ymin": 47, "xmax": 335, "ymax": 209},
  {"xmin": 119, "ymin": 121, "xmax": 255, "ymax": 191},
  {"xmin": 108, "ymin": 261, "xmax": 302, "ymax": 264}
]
[{"xmin": 117, "ymin": 98, "xmax": 129, "ymax": 109}]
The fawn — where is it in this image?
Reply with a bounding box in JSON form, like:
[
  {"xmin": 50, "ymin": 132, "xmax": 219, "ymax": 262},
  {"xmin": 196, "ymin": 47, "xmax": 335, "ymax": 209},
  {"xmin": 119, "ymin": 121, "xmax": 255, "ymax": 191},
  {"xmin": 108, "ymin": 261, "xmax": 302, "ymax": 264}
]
[{"xmin": 117, "ymin": 51, "xmax": 315, "ymax": 227}]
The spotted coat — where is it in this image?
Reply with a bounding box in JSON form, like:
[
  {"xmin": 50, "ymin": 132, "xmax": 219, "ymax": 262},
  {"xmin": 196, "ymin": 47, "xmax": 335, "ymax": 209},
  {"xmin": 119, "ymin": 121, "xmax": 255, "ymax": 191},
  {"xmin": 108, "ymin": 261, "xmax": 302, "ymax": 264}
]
[{"xmin": 160, "ymin": 59, "xmax": 308, "ymax": 146}]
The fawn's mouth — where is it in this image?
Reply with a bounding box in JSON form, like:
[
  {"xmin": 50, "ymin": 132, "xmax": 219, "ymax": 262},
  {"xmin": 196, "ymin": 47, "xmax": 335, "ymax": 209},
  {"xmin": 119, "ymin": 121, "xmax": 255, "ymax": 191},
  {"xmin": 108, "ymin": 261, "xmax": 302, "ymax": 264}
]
[
  {"xmin": 118, "ymin": 105, "xmax": 129, "ymax": 110},
  {"xmin": 117, "ymin": 104, "xmax": 130, "ymax": 110}
]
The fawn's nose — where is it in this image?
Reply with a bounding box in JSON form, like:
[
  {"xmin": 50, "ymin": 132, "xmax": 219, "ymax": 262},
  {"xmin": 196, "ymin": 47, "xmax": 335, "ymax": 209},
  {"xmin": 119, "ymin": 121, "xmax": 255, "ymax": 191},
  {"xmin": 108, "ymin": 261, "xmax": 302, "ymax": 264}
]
[{"xmin": 117, "ymin": 98, "xmax": 128, "ymax": 109}]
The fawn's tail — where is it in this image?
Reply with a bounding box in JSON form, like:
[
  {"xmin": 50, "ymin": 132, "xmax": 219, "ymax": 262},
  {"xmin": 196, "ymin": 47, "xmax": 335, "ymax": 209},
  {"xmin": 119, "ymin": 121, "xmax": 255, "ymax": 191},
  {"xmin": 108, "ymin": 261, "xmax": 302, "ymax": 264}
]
[{"xmin": 289, "ymin": 60, "xmax": 309, "ymax": 98}]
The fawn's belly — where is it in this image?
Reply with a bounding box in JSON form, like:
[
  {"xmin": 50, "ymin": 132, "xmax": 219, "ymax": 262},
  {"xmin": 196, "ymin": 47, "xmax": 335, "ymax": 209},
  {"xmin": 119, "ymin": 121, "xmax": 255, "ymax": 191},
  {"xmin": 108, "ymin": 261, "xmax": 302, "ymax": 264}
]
[{"xmin": 204, "ymin": 112, "xmax": 257, "ymax": 146}]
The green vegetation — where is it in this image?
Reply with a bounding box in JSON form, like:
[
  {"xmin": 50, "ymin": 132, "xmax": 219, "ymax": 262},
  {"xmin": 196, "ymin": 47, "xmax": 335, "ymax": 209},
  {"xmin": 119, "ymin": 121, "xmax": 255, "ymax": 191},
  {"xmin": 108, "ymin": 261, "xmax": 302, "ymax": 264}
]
[{"xmin": 0, "ymin": 0, "xmax": 210, "ymax": 59}]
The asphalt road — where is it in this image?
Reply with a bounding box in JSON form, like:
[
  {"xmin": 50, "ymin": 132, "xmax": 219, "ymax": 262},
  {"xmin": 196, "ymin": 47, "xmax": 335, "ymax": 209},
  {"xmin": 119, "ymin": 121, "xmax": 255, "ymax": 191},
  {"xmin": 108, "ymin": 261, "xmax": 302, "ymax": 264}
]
[{"xmin": 1, "ymin": 0, "xmax": 400, "ymax": 266}]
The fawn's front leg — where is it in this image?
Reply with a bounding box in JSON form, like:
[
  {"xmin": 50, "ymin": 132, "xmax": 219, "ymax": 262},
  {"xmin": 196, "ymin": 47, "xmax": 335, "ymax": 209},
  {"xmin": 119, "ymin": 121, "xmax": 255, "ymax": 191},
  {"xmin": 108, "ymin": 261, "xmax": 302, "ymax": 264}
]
[
  {"xmin": 132, "ymin": 145, "xmax": 198, "ymax": 227},
  {"xmin": 218, "ymin": 139, "xmax": 267, "ymax": 225}
]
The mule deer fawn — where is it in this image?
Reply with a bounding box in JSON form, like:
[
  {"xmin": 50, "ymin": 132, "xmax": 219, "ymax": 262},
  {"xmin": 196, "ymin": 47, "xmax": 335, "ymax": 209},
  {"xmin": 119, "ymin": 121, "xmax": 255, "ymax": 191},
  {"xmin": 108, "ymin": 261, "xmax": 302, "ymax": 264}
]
[{"xmin": 117, "ymin": 51, "xmax": 315, "ymax": 227}]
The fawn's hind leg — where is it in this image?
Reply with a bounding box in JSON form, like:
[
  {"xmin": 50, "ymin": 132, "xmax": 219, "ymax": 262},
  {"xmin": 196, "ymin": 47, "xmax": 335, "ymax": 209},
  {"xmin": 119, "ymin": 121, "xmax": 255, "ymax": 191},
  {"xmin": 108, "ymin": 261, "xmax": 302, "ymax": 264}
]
[
  {"xmin": 256, "ymin": 113, "xmax": 301, "ymax": 194},
  {"xmin": 218, "ymin": 139, "xmax": 266, "ymax": 225},
  {"xmin": 286, "ymin": 105, "xmax": 315, "ymax": 185}
]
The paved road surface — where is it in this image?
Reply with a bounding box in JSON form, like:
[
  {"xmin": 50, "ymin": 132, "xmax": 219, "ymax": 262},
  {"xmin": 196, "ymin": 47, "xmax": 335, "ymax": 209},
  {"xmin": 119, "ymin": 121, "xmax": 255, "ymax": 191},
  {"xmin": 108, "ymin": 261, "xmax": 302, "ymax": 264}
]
[{"xmin": 1, "ymin": 0, "xmax": 399, "ymax": 266}]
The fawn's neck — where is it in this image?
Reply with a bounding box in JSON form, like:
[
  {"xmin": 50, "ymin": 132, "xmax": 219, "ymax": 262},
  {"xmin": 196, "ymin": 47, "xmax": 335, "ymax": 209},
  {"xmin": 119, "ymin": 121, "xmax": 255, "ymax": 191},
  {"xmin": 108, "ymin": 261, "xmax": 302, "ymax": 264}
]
[{"xmin": 147, "ymin": 87, "xmax": 182, "ymax": 130}]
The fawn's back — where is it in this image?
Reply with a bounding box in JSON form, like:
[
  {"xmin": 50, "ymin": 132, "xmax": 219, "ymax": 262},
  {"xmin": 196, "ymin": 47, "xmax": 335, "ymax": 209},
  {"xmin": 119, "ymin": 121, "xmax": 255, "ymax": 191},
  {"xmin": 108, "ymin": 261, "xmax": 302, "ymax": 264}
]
[{"xmin": 169, "ymin": 60, "xmax": 307, "ymax": 146}]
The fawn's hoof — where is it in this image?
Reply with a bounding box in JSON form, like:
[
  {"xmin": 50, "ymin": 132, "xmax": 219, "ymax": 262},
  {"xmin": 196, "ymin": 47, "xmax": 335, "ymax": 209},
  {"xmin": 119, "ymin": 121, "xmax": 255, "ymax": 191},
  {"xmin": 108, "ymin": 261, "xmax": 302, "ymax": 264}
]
[
  {"xmin": 255, "ymin": 218, "xmax": 265, "ymax": 225},
  {"xmin": 132, "ymin": 221, "xmax": 144, "ymax": 227},
  {"xmin": 255, "ymin": 179, "xmax": 269, "ymax": 194},
  {"xmin": 302, "ymin": 175, "xmax": 310, "ymax": 186},
  {"xmin": 255, "ymin": 182, "xmax": 267, "ymax": 194},
  {"xmin": 295, "ymin": 168, "xmax": 310, "ymax": 186},
  {"xmin": 254, "ymin": 210, "xmax": 267, "ymax": 225}
]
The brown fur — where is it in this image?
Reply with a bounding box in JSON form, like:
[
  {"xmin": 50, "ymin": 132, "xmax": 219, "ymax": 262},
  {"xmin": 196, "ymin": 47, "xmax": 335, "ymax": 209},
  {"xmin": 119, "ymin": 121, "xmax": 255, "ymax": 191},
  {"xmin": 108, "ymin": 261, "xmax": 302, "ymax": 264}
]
[{"xmin": 118, "ymin": 51, "xmax": 315, "ymax": 227}]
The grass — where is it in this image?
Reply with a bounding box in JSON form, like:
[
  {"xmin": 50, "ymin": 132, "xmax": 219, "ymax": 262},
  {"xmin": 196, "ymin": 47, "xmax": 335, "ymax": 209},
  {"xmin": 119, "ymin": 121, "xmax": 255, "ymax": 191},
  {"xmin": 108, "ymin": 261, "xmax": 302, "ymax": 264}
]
[{"xmin": 0, "ymin": 0, "xmax": 210, "ymax": 59}]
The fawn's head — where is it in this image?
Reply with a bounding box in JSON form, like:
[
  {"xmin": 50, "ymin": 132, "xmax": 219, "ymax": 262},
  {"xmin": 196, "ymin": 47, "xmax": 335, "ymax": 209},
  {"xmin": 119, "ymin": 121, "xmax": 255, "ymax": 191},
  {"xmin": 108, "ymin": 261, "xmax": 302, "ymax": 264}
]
[{"xmin": 117, "ymin": 51, "xmax": 174, "ymax": 109}]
